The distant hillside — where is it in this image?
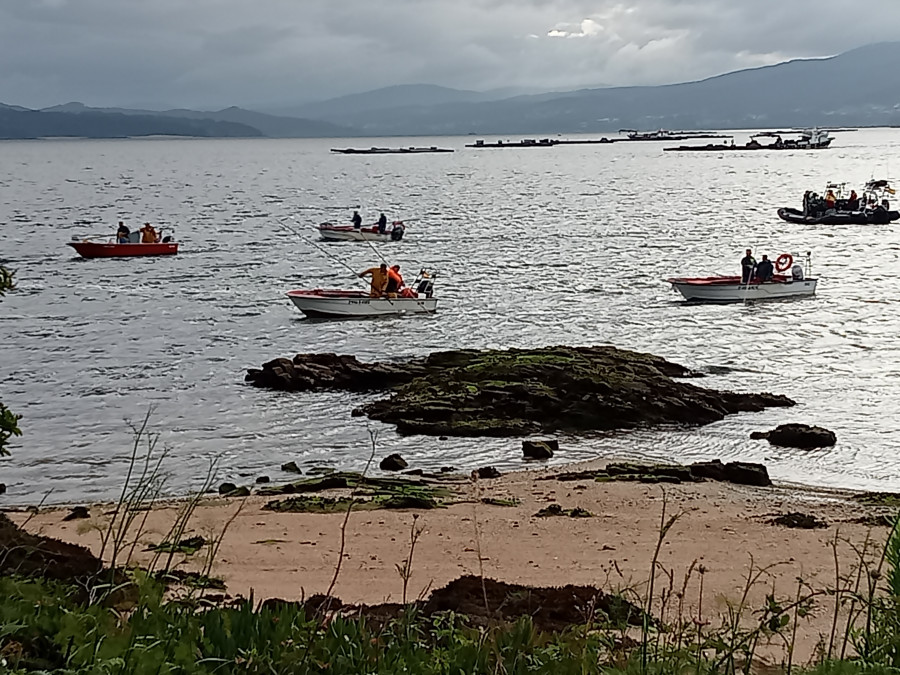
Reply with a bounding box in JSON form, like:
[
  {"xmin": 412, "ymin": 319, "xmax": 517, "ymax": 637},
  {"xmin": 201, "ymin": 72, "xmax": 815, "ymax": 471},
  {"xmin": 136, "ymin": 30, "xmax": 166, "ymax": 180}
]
[
  {"xmin": 279, "ymin": 84, "xmax": 538, "ymax": 120},
  {"xmin": 41, "ymin": 103, "xmax": 354, "ymax": 138},
  {"xmin": 293, "ymin": 42, "xmax": 900, "ymax": 135},
  {"xmin": 0, "ymin": 105, "xmax": 262, "ymax": 140}
]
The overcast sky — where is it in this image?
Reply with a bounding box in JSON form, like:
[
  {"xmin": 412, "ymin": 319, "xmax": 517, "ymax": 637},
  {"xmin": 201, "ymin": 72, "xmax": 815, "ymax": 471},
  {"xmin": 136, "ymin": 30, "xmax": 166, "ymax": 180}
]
[{"xmin": 2, "ymin": 0, "xmax": 898, "ymax": 111}]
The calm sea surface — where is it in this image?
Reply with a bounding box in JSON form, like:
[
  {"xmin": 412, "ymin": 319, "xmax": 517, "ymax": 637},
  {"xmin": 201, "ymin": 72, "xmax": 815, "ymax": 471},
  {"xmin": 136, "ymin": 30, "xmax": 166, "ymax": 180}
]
[{"xmin": 2, "ymin": 130, "xmax": 900, "ymax": 505}]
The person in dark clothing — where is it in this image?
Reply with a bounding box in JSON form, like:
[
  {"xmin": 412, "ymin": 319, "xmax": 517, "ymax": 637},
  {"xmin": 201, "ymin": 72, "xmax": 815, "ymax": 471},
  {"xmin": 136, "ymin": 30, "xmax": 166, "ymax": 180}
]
[
  {"xmin": 740, "ymin": 248, "xmax": 757, "ymax": 283},
  {"xmin": 377, "ymin": 213, "xmax": 387, "ymax": 234},
  {"xmin": 351, "ymin": 211, "xmax": 362, "ymax": 229},
  {"xmin": 755, "ymin": 254, "xmax": 774, "ymax": 282}
]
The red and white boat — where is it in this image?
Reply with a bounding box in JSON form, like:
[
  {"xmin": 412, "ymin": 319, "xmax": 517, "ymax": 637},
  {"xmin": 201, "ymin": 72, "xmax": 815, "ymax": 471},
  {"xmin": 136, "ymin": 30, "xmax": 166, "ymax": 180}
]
[
  {"xmin": 318, "ymin": 221, "xmax": 405, "ymax": 242},
  {"xmin": 68, "ymin": 231, "xmax": 178, "ymax": 258},
  {"xmin": 286, "ymin": 271, "xmax": 437, "ymax": 318},
  {"xmin": 666, "ymin": 253, "xmax": 817, "ymax": 302}
]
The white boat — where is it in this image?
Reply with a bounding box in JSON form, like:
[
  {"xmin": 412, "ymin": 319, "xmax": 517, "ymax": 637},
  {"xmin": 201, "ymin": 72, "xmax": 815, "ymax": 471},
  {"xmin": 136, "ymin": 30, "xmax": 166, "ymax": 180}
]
[
  {"xmin": 666, "ymin": 275, "xmax": 817, "ymax": 303},
  {"xmin": 318, "ymin": 221, "xmax": 405, "ymax": 242},
  {"xmin": 286, "ymin": 290, "xmax": 438, "ymax": 317}
]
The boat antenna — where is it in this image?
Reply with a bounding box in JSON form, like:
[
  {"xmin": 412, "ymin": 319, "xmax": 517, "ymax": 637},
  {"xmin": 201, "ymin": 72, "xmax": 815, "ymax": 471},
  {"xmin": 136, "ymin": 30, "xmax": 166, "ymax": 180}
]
[{"xmin": 277, "ymin": 217, "xmax": 367, "ymax": 284}]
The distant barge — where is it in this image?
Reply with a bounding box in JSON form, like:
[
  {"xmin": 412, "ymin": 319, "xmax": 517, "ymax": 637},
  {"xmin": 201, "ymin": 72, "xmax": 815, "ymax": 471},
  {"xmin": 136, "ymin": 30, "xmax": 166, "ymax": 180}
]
[
  {"xmin": 331, "ymin": 146, "xmax": 454, "ymax": 154},
  {"xmin": 465, "ymin": 137, "xmax": 615, "ymax": 148},
  {"xmin": 664, "ymin": 129, "xmax": 833, "ymax": 152}
]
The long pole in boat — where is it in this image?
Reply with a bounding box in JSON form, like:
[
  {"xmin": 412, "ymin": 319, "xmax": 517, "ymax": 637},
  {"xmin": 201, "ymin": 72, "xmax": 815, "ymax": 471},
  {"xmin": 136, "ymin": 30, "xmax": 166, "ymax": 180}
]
[{"xmin": 276, "ymin": 217, "xmax": 369, "ymax": 290}]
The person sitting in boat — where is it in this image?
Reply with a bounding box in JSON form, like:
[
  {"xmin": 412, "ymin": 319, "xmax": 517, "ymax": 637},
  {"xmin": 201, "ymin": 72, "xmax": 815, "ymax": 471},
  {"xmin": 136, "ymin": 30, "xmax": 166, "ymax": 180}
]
[
  {"xmin": 358, "ymin": 263, "xmax": 389, "ymax": 297},
  {"xmin": 755, "ymin": 255, "xmax": 774, "ymax": 282},
  {"xmin": 824, "ymin": 189, "xmax": 837, "ymax": 210},
  {"xmin": 385, "ymin": 264, "xmax": 403, "ymax": 298},
  {"xmin": 351, "ymin": 210, "xmax": 362, "ymax": 229},
  {"xmin": 140, "ymin": 223, "xmax": 159, "ymax": 243},
  {"xmin": 740, "ymin": 248, "xmax": 756, "ymax": 283},
  {"xmin": 377, "ymin": 213, "xmax": 388, "ymax": 234},
  {"xmin": 116, "ymin": 221, "xmax": 130, "ymax": 243}
]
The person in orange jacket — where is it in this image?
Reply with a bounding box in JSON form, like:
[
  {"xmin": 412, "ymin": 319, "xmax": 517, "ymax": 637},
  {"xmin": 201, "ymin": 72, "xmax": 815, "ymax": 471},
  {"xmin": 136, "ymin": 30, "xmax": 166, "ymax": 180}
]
[
  {"xmin": 140, "ymin": 223, "xmax": 159, "ymax": 243},
  {"xmin": 385, "ymin": 264, "xmax": 403, "ymax": 298},
  {"xmin": 359, "ymin": 263, "xmax": 389, "ymax": 297}
]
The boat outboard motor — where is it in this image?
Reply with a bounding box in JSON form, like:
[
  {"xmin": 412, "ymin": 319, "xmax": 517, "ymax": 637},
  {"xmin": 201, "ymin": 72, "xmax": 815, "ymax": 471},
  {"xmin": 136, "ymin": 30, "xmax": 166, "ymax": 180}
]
[
  {"xmin": 416, "ymin": 277, "xmax": 434, "ymax": 298},
  {"xmin": 791, "ymin": 265, "xmax": 804, "ymax": 281},
  {"xmin": 390, "ymin": 222, "xmax": 405, "ymax": 241}
]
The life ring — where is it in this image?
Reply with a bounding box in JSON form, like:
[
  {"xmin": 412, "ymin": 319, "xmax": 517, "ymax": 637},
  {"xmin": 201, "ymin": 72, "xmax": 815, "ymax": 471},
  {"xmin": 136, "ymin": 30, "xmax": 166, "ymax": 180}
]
[{"xmin": 775, "ymin": 253, "xmax": 793, "ymax": 272}]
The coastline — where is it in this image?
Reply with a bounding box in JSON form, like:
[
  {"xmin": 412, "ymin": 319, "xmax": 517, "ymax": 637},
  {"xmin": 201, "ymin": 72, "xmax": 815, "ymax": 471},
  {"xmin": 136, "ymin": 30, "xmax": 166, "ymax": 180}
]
[{"xmin": 7, "ymin": 456, "xmax": 896, "ymax": 659}]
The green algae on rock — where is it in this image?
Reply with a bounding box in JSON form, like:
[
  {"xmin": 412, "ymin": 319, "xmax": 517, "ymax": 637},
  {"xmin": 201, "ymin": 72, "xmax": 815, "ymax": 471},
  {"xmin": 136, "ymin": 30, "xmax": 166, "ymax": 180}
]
[{"xmin": 246, "ymin": 346, "xmax": 794, "ymax": 438}]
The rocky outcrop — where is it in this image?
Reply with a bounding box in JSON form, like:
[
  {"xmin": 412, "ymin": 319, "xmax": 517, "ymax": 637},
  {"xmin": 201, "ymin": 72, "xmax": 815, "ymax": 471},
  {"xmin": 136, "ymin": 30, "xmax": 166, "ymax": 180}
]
[
  {"xmin": 751, "ymin": 423, "xmax": 837, "ymax": 448},
  {"xmin": 246, "ymin": 346, "xmax": 794, "ymax": 438},
  {"xmin": 549, "ymin": 459, "xmax": 773, "ymax": 488}
]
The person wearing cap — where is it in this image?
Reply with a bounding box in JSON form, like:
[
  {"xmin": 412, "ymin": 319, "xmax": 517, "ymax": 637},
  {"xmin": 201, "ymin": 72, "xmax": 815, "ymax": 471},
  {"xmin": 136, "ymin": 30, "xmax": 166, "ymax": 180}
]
[
  {"xmin": 385, "ymin": 264, "xmax": 403, "ymax": 298},
  {"xmin": 358, "ymin": 263, "xmax": 388, "ymax": 297},
  {"xmin": 740, "ymin": 248, "xmax": 756, "ymax": 283}
]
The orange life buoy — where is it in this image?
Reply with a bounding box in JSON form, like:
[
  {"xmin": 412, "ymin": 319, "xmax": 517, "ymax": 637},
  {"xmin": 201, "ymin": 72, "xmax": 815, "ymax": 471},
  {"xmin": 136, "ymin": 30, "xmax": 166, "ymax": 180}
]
[{"xmin": 775, "ymin": 253, "xmax": 793, "ymax": 272}]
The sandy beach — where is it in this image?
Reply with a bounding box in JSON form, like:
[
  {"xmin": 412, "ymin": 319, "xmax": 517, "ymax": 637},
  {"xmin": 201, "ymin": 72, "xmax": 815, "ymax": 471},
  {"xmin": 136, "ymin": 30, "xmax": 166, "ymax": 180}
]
[{"xmin": 7, "ymin": 458, "xmax": 895, "ymax": 663}]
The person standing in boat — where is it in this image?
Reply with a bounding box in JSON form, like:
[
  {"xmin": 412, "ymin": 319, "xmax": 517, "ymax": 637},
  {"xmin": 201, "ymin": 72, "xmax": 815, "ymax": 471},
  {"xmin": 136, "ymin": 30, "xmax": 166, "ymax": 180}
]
[
  {"xmin": 140, "ymin": 223, "xmax": 159, "ymax": 243},
  {"xmin": 824, "ymin": 189, "xmax": 837, "ymax": 210},
  {"xmin": 740, "ymin": 249, "xmax": 757, "ymax": 283},
  {"xmin": 376, "ymin": 213, "xmax": 388, "ymax": 234},
  {"xmin": 116, "ymin": 221, "xmax": 130, "ymax": 243},
  {"xmin": 755, "ymin": 255, "xmax": 774, "ymax": 282},
  {"xmin": 351, "ymin": 210, "xmax": 362, "ymax": 229},
  {"xmin": 848, "ymin": 190, "xmax": 859, "ymax": 210},
  {"xmin": 385, "ymin": 264, "xmax": 404, "ymax": 297},
  {"xmin": 358, "ymin": 263, "xmax": 389, "ymax": 297}
]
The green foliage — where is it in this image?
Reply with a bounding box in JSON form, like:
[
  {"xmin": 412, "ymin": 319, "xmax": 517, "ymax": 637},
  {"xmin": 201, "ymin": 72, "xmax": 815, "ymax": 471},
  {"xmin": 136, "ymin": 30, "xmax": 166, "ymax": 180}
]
[
  {"xmin": 0, "ymin": 402, "xmax": 22, "ymax": 457},
  {"xmin": 0, "ymin": 266, "xmax": 21, "ymax": 457}
]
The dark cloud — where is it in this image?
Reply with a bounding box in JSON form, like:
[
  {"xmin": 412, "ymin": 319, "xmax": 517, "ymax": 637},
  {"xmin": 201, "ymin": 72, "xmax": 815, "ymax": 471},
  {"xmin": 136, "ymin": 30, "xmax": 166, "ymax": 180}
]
[{"xmin": 1, "ymin": 0, "xmax": 897, "ymax": 109}]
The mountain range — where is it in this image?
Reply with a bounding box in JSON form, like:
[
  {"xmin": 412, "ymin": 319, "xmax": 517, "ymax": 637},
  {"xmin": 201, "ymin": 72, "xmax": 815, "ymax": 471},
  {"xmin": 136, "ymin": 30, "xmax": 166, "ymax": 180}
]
[{"xmin": 2, "ymin": 42, "xmax": 899, "ymax": 140}]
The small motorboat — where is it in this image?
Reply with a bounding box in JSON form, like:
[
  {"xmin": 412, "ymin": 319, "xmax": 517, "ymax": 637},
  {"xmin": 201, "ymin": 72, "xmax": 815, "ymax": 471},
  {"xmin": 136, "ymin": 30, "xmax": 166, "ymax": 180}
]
[
  {"xmin": 666, "ymin": 253, "xmax": 817, "ymax": 303},
  {"xmin": 287, "ymin": 271, "xmax": 437, "ymax": 318},
  {"xmin": 777, "ymin": 179, "xmax": 899, "ymax": 225},
  {"xmin": 67, "ymin": 231, "xmax": 178, "ymax": 258},
  {"xmin": 318, "ymin": 221, "xmax": 405, "ymax": 242}
]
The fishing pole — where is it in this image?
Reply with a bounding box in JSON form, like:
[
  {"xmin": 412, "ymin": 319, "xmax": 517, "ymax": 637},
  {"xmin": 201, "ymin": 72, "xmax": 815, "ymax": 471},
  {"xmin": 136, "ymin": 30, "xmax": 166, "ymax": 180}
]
[{"xmin": 276, "ymin": 217, "xmax": 367, "ymax": 286}]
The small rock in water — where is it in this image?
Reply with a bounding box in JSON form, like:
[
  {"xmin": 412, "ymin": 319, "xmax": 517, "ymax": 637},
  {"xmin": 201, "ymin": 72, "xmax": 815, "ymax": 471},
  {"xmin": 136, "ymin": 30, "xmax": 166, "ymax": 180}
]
[
  {"xmin": 440, "ymin": 466, "xmax": 457, "ymax": 473},
  {"xmin": 522, "ymin": 440, "xmax": 557, "ymax": 460},
  {"xmin": 256, "ymin": 475, "xmax": 271, "ymax": 484},
  {"xmin": 281, "ymin": 461, "xmax": 302, "ymax": 474},
  {"xmin": 403, "ymin": 468, "xmax": 424, "ymax": 476},
  {"xmin": 62, "ymin": 506, "xmax": 90, "ymax": 521},
  {"xmin": 218, "ymin": 482, "xmax": 238, "ymax": 495},
  {"xmin": 380, "ymin": 453, "xmax": 409, "ymax": 471},
  {"xmin": 752, "ymin": 423, "xmax": 837, "ymax": 448},
  {"xmin": 226, "ymin": 486, "xmax": 251, "ymax": 497},
  {"xmin": 0, "ymin": 483, "xmax": 6, "ymax": 495},
  {"xmin": 476, "ymin": 466, "xmax": 502, "ymax": 479},
  {"xmin": 439, "ymin": 436, "xmax": 448, "ymax": 441}
]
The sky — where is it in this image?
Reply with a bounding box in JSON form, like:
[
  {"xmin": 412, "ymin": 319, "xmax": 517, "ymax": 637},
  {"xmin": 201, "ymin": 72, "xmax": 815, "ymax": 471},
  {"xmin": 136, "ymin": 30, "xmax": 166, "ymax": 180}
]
[{"xmin": 2, "ymin": 0, "xmax": 899, "ymax": 111}]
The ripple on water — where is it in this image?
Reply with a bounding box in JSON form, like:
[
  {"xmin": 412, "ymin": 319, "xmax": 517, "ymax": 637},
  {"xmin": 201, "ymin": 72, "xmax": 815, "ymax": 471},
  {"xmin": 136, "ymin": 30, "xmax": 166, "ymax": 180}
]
[{"xmin": 2, "ymin": 131, "xmax": 900, "ymax": 504}]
